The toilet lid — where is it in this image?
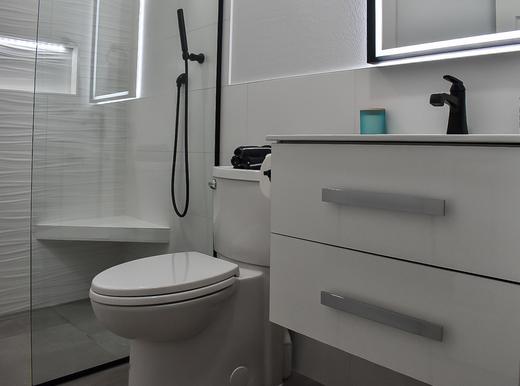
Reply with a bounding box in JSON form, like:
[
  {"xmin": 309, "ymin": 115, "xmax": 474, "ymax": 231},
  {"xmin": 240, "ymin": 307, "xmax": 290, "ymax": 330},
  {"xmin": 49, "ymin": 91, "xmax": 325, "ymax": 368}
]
[{"xmin": 91, "ymin": 252, "xmax": 239, "ymax": 297}]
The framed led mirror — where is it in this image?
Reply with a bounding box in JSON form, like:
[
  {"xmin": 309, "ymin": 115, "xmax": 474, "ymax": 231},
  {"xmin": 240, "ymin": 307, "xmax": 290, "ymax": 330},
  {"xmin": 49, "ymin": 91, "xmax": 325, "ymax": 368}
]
[
  {"xmin": 90, "ymin": 0, "xmax": 143, "ymax": 103},
  {"xmin": 368, "ymin": 0, "xmax": 520, "ymax": 64}
]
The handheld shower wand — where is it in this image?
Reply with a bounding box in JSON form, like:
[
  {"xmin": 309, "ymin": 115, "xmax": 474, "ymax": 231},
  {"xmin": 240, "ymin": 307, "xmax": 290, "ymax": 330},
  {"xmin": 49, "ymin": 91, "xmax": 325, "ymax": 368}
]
[
  {"xmin": 171, "ymin": 9, "xmax": 205, "ymax": 218},
  {"xmin": 177, "ymin": 9, "xmax": 205, "ymax": 63}
]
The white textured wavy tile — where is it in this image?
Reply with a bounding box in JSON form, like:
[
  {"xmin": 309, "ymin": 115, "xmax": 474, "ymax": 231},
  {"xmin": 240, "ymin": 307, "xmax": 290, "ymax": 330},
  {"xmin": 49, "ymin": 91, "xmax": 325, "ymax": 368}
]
[
  {"xmin": 0, "ymin": 0, "xmax": 38, "ymax": 40},
  {"xmin": 30, "ymin": 0, "xmax": 133, "ymax": 311},
  {"xmin": 0, "ymin": 98, "xmax": 32, "ymax": 316},
  {"xmin": 0, "ymin": 0, "xmax": 35, "ymax": 317}
]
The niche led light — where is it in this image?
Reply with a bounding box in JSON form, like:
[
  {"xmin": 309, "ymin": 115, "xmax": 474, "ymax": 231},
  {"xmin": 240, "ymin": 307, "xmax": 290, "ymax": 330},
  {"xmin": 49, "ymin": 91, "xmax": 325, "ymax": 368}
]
[{"xmin": 0, "ymin": 36, "xmax": 67, "ymax": 53}]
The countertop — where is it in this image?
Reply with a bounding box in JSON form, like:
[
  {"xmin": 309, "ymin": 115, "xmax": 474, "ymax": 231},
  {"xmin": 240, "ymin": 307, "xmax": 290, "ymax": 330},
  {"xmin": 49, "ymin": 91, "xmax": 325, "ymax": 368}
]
[{"xmin": 266, "ymin": 134, "xmax": 520, "ymax": 145}]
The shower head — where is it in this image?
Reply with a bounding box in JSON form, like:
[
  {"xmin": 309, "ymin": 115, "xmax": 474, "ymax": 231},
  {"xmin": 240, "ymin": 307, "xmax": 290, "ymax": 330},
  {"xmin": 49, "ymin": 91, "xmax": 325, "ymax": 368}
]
[
  {"xmin": 177, "ymin": 9, "xmax": 189, "ymax": 59},
  {"xmin": 176, "ymin": 8, "xmax": 205, "ymax": 63}
]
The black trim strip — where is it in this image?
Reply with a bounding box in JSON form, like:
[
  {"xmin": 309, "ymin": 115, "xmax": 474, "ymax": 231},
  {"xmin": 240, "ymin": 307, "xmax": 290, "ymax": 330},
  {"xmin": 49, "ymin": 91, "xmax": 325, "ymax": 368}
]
[
  {"xmin": 213, "ymin": 0, "xmax": 224, "ymax": 258},
  {"xmin": 366, "ymin": 0, "xmax": 376, "ymax": 64},
  {"xmin": 272, "ymin": 232, "xmax": 520, "ymax": 287},
  {"xmin": 274, "ymin": 140, "xmax": 520, "ymax": 148},
  {"xmin": 35, "ymin": 357, "xmax": 129, "ymax": 386},
  {"xmin": 215, "ymin": 0, "xmax": 224, "ymax": 167}
]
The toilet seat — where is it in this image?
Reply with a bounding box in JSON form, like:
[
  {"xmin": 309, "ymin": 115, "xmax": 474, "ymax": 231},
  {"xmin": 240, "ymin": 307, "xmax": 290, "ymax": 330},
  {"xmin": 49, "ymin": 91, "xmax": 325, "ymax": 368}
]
[
  {"xmin": 90, "ymin": 252, "xmax": 239, "ymax": 306},
  {"xmin": 90, "ymin": 276, "xmax": 236, "ymax": 306}
]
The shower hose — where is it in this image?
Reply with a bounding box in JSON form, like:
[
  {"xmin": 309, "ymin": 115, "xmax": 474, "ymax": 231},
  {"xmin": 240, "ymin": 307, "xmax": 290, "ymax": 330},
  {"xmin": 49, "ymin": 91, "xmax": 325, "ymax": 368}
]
[{"xmin": 171, "ymin": 59, "xmax": 190, "ymax": 218}]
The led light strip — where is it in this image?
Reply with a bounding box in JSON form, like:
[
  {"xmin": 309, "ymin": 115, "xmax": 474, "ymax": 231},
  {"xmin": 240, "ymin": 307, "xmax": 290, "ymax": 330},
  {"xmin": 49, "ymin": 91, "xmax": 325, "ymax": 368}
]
[
  {"xmin": 0, "ymin": 36, "xmax": 67, "ymax": 53},
  {"xmin": 374, "ymin": 0, "xmax": 520, "ymax": 61}
]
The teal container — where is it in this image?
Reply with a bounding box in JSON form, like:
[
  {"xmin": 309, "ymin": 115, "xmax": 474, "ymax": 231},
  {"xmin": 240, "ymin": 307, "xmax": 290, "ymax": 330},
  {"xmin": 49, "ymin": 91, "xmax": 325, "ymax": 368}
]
[{"xmin": 360, "ymin": 109, "xmax": 387, "ymax": 135}]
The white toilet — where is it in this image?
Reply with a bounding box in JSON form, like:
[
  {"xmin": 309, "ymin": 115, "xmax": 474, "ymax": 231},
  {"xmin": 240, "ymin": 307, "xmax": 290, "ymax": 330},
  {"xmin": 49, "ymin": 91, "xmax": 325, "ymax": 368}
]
[{"xmin": 89, "ymin": 167, "xmax": 284, "ymax": 386}]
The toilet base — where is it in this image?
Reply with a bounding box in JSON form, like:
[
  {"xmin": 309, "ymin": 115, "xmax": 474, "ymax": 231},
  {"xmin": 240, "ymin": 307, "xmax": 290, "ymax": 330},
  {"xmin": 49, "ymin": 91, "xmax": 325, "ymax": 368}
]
[{"xmin": 128, "ymin": 265, "xmax": 284, "ymax": 386}]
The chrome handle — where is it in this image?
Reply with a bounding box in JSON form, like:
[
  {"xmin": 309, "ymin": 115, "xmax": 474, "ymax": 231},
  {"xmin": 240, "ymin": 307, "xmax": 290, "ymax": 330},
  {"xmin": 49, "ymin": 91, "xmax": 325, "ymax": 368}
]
[
  {"xmin": 208, "ymin": 178, "xmax": 217, "ymax": 190},
  {"xmin": 322, "ymin": 188, "xmax": 445, "ymax": 216},
  {"xmin": 321, "ymin": 291, "xmax": 444, "ymax": 342}
]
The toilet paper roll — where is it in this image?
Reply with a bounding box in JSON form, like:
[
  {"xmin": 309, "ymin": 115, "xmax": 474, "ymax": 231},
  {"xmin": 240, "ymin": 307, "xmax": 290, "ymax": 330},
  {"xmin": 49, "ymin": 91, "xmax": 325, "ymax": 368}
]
[{"xmin": 259, "ymin": 154, "xmax": 272, "ymax": 199}]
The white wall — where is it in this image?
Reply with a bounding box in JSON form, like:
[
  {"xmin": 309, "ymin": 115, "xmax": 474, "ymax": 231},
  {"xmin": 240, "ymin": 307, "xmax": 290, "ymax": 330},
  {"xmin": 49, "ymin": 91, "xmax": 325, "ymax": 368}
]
[
  {"xmin": 123, "ymin": 0, "xmax": 218, "ymax": 260},
  {"xmin": 228, "ymin": 0, "xmax": 367, "ymax": 83},
  {"xmin": 221, "ymin": 0, "xmax": 520, "ymax": 167}
]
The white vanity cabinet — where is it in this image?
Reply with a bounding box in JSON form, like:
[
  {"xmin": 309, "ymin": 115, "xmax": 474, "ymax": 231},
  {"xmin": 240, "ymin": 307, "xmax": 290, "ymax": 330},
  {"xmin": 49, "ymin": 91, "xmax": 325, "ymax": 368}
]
[{"xmin": 268, "ymin": 137, "xmax": 520, "ymax": 386}]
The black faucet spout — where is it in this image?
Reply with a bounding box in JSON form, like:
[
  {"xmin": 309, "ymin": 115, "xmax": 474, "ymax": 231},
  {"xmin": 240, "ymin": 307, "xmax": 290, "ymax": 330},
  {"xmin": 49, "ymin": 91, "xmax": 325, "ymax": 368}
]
[
  {"xmin": 429, "ymin": 93, "xmax": 458, "ymax": 108},
  {"xmin": 430, "ymin": 75, "xmax": 468, "ymax": 135}
]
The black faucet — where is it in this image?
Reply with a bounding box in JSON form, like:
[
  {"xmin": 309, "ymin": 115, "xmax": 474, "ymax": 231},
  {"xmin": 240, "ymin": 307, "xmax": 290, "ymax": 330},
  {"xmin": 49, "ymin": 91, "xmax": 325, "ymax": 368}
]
[{"xmin": 430, "ymin": 75, "xmax": 468, "ymax": 135}]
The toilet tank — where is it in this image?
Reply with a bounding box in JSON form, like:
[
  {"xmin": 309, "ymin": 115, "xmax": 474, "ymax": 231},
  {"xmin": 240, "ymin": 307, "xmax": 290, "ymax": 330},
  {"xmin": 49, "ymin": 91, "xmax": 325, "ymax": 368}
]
[{"xmin": 213, "ymin": 167, "xmax": 270, "ymax": 267}]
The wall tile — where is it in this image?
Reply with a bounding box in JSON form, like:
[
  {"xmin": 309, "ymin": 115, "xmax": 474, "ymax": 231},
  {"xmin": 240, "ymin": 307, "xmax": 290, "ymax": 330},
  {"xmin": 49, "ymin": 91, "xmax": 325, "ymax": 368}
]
[
  {"xmin": 229, "ymin": 0, "xmax": 367, "ymax": 83},
  {"xmin": 246, "ymin": 70, "xmax": 357, "ymax": 144},
  {"xmin": 220, "ymin": 84, "xmax": 247, "ymax": 164},
  {"xmin": 186, "ymin": 24, "xmax": 219, "ymax": 91},
  {"xmin": 179, "ymin": 0, "xmax": 219, "ymax": 32}
]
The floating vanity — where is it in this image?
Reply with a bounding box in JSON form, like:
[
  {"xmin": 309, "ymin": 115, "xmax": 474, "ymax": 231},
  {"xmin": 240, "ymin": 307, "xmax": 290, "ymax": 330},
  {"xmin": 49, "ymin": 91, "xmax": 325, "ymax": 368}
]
[{"xmin": 268, "ymin": 134, "xmax": 520, "ymax": 386}]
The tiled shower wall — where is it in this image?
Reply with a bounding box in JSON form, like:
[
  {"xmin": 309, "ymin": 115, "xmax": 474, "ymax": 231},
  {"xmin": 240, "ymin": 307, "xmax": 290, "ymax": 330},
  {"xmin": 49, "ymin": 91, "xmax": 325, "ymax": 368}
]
[
  {"xmin": 31, "ymin": 0, "xmax": 132, "ymax": 310},
  {"xmin": 0, "ymin": 0, "xmax": 133, "ymax": 316},
  {"xmin": 0, "ymin": 0, "xmax": 219, "ymax": 317},
  {"xmin": 122, "ymin": 0, "xmax": 218, "ymax": 260},
  {"xmin": 0, "ymin": 0, "xmax": 37, "ymax": 317}
]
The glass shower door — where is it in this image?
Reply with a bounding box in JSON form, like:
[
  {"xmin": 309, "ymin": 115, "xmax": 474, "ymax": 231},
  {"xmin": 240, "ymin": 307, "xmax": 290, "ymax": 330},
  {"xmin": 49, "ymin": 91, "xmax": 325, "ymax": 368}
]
[
  {"xmin": 0, "ymin": 1, "xmax": 38, "ymax": 385},
  {"xmin": 31, "ymin": 0, "xmax": 133, "ymax": 383},
  {"xmin": 31, "ymin": 0, "xmax": 219, "ymax": 383}
]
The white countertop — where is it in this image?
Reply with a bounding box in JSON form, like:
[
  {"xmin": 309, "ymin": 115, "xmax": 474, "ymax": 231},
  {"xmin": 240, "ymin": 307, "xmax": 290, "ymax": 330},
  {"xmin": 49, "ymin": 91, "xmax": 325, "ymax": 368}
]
[{"xmin": 266, "ymin": 134, "xmax": 520, "ymax": 144}]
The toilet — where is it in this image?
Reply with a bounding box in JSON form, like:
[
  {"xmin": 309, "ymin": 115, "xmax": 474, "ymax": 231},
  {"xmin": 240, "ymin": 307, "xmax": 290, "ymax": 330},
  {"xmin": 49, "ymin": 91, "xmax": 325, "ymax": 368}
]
[{"xmin": 89, "ymin": 167, "xmax": 284, "ymax": 386}]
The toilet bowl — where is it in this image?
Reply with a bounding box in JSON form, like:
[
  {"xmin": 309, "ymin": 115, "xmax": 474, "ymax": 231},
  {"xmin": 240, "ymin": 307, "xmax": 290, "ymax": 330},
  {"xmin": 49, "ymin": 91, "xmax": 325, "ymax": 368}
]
[
  {"xmin": 90, "ymin": 252, "xmax": 238, "ymax": 342},
  {"xmin": 90, "ymin": 167, "xmax": 283, "ymax": 386}
]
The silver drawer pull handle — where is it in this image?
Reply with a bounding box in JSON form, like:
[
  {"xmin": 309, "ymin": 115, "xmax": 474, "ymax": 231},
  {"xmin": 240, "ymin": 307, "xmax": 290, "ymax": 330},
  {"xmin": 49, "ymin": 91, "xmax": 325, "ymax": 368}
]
[
  {"xmin": 321, "ymin": 291, "xmax": 444, "ymax": 342},
  {"xmin": 322, "ymin": 188, "xmax": 445, "ymax": 216}
]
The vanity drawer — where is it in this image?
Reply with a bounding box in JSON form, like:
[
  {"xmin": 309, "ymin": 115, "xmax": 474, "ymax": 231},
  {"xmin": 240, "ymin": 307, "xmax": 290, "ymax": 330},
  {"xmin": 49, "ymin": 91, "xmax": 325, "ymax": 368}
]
[
  {"xmin": 270, "ymin": 234, "xmax": 520, "ymax": 386},
  {"xmin": 271, "ymin": 143, "xmax": 520, "ymax": 282}
]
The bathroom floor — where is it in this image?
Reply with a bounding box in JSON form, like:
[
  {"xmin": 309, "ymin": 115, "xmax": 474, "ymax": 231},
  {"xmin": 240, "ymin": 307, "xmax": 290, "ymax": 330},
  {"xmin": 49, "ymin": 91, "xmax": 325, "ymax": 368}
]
[
  {"xmin": 62, "ymin": 364, "xmax": 322, "ymax": 386},
  {"xmin": 1, "ymin": 300, "xmax": 321, "ymax": 386},
  {"xmin": 0, "ymin": 299, "xmax": 129, "ymax": 385}
]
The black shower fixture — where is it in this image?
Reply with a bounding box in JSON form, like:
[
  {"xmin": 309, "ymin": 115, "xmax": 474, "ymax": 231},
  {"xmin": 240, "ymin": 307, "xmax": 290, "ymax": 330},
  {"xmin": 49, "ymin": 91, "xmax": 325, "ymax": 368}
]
[
  {"xmin": 171, "ymin": 9, "xmax": 205, "ymax": 218},
  {"xmin": 177, "ymin": 9, "xmax": 205, "ymax": 63}
]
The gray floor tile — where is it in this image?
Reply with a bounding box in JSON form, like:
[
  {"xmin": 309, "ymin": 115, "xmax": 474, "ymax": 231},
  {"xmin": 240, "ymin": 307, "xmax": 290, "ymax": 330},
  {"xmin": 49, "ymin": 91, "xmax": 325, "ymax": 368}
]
[
  {"xmin": 61, "ymin": 365, "xmax": 320, "ymax": 386},
  {"xmin": 54, "ymin": 299, "xmax": 105, "ymax": 335},
  {"xmin": 62, "ymin": 364, "xmax": 129, "ymax": 386},
  {"xmin": 0, "ymin": 332, "xmax": 31, "ymax": 386},
  {"xmin": 348, "ymin": 355, "xmax": 429, "ymax": 386},
  {"xmin": 0, "ymin": 311, "xmax": 29, "ymax": 339},
  {"xmin": 33, "ymin": 323, "xmax": 116, "ymax": 384},
  {"xmin": 32, "ymin": 307, "xmax": 68, "ymax": 331},
  {"xmin": 90, "ymin": 330, "xmax": 129, "ymax": 358},
  {"xmin": 293, "ymin": 334, "xmax": 350, "ymax": 386},
  {"xmin": 284, "ymin": 372, "xmax": 323, "ymax": 386}
]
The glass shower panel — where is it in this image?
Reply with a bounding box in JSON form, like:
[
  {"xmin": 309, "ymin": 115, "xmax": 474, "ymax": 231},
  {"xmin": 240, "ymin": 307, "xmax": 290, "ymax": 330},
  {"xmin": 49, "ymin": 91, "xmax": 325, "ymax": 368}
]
[
  {"xmin": 0, "ymin": 1, "xmax": 38, "ymax": 385},
  {"xmin": 32, "ymin": 0, "xmax": 219, "ymax": 383},
  {"xmin": 31, "ymin": 0, "xmax": 132, "ymax": 383}
]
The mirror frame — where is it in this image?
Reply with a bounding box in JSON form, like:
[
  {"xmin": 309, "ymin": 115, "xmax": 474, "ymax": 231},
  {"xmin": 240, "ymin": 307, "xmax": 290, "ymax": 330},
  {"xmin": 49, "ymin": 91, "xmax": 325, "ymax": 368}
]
[{"xmin": 367, "ymin": 0, "xmax": 520, "ymax": 64}]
